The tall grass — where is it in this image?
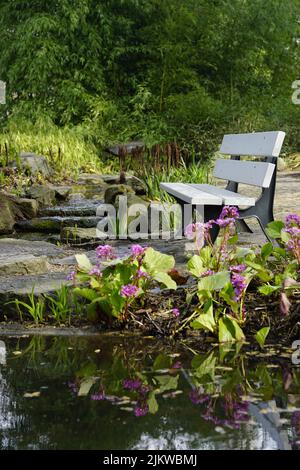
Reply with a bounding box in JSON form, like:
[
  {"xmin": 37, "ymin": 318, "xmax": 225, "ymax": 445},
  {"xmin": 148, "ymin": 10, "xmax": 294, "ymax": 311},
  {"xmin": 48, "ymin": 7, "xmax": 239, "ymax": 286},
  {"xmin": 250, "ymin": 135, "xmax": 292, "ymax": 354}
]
[
  {"xmin": 0, "ymin": 117, "xmax": 118, "ymax": 178},
  {"xmin": 140, "ymin": 159, "xmax": 213, "ymax": 201}
]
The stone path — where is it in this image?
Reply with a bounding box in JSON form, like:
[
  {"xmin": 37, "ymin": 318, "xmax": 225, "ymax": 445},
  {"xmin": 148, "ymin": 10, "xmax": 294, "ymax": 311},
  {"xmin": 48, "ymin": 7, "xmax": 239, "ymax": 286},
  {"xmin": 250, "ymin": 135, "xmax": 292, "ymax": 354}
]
[{"xmin": 0, "ymin": 170, "xmax": 299, "ymax": 304}]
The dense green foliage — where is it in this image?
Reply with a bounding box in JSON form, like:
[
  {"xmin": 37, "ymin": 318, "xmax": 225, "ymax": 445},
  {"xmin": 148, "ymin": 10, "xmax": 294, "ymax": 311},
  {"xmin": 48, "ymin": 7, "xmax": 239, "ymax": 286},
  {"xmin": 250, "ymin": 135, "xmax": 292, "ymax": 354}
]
[{"xmin": 1, "ymin": 0, "xmax": 300, "ymax": 173}]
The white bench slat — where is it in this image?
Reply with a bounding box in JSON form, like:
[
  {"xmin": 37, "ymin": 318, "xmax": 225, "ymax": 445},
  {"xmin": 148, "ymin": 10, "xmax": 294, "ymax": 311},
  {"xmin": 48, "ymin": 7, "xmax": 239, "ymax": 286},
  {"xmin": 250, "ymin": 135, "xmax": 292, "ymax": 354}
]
[
  {"xmin": 188, "ymin": 184, "xmax": 255, "ymax": 206},
  {"xmin": 219, "ymin": 131, "xmax": 285, "ymax": 157},
  {"xmin": 213, "ymin": 159, "xmax": 275, "ymax": 188},
  {"xmin": 160, "ymin": 183, "xmax": 222, "ymax": 205}
]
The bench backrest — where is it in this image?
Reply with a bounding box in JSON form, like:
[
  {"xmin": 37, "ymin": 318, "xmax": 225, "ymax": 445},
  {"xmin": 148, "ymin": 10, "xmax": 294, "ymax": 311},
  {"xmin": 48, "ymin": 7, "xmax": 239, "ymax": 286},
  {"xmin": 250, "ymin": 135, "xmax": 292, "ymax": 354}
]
[{"xmin": 214, "ymin": 131, "xmax": 286, "ymax": 188}]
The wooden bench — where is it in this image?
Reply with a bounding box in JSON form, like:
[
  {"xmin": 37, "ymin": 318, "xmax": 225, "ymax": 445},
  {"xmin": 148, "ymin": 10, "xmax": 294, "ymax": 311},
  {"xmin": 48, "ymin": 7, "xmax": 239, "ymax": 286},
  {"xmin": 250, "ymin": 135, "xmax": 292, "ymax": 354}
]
[{"xmin": 160, "ymin": 131, "xmax": 286, "ymax": 241}]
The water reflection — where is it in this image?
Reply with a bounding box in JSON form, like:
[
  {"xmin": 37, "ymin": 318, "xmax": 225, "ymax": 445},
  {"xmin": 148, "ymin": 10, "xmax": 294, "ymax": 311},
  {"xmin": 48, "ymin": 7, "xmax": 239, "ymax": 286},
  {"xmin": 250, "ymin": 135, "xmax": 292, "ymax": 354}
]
[{"xmin": 0, "ymin": 334, "xmax": 299, "ymax": 450}]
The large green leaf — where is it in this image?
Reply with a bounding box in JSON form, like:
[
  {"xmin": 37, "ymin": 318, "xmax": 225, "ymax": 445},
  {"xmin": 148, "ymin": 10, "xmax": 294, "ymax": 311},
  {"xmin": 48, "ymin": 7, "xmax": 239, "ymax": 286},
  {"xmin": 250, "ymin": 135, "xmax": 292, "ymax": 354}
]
[
  {"xmin": 78, "ymin": 377, "xmax": 97, "ymax": 397},
  {"xmin": 261, "ymin": 242, "xmax": 273, "ymax": 260},
  {"xmin": 191, "ymin": 300, "xmax": 216, "ymax": 333},
  {"xmin": 265, "ymin": 220, "xmax": 284, "ymax": 239},
  {"xmin": 153, "ymin": 272, "xmax": 177, "ymax": 290},
  {"xmin": 187, "ymin": 255, "xmax": 205, "ymax": 277},
  {"xmin": 75, "ymin": 254, "xmax": 92, "ymax": 272},
  {"xmin": 143, "ymin": 248, "xmax": 175, "ymax": 275},
  {"xmin": 73, "ymin": 287, "xmax": 98, "ymax": 301},
  {"xmin": 218, "ymin": 316, "xmax": 245, "ymax": 343},
  {"xmin": 198, "ymin": 271, "xmax": 230, "ymax": 291}
]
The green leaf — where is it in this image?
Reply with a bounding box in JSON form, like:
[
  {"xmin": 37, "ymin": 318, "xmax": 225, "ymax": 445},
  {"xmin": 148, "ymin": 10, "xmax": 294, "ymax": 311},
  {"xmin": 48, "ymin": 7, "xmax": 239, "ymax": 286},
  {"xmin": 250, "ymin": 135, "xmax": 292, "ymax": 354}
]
[
  {"xmin": 153, "ymin": 354, "xmax": 171, "ymax": 371},
  {"xmin": 228, "ymin": 234, "xmax": 239, "ymax": 245},
  {"xmin": 153, "ymin": 272, "xmax": 177, "ymax": 290},
  {"xmin": 261, "ymin": 242, "xmax": 273, "ymax": 259},
  {"xmin": 258, "ymin": 284, "xmax": 281, "ymax": 296},
  {"xmin": 235, "ymin": 247, "xmax": 253, "ymax": 259},
  {"xmin": 191, "ymin": 300, "xmax": 216, "ymax": 333},
  {"xmin": 191, "ymin": 351, "xmax": 216, "ymax": 380},
  {"xmin": 73, "ymin": 287, "xmax": 98, "ymax": 301},
  {"xmin": 156, "ymin": 375, "xmax": 178, "ymax": 393},
  {"xmin": 75, "ymin": 254, "xmax": 93, "ymax": 272},
  {"xmin": 255, "ymin": 326, "xmax": 270, "ymax": 348},
  {"xmin": 147, "ymin": 392, "xmax": 159, "ymax": 414},
  {"xmin": 245, "ymin": 260, "xmax": 271, "ymax": 281},
  {"xmin": 199, "ymin": 246, "xmax": 212, "ymax": 265},
  {"xmin": 90, "ymin": 278, "xmax": 100, "ymax": 289},
  {"xmin": 198, "ymin": 271, "xmax": 230, "ymax": 291},
  {"xmin": 218, "ymin": 316, "xmax": 245, "ymax": 343},
  {"xmin": 265, "ymin": 221, "xmax": 284, "ymax": 239},
  {"xmin": 78, "ymin": 377, "xmax": 97, "ymax": 397},
  {"xmin": 143, "ymin": 248, "xmax": 175, "ymax": 275},
  {"xmin": 187, "ymin": 255, "xmax": 205, "ymax": 277}
]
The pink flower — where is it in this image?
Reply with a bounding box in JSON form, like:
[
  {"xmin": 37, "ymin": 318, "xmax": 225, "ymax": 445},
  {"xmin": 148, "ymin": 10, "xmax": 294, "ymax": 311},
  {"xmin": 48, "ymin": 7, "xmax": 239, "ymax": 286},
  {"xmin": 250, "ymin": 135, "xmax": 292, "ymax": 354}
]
[
  {"xmin": 131, "ymin": 244, "xmax": 146, "ymax": 258},
  {"xmin": 89, "ymin": 266, "xmax": 101, "ymax": 276},
  {"xmin": 231, "ymin": 273, "xmax": 247, "ymax": 301},
  {"xmin": 96, "ymin": 245, "xmax": 115, "ymax": 260},
  {"xmin": 134, "ymin": 404, "xmax": 149, "ymax": 417},
  {"xmin": 121, "ymin": 284, "xmax": 140, "ymax": 298},
  {"xmin": 200, "ymin": 269, "xmax": 214, "ymax": 278},
  {"xmin": 172, "ymin": 308, "xmax": 180, "ymax": 318},
  {"xmin": 219, "ymin": 206, "xmax": 239, "ymax": 220},
  {"xmin": 123, "ymin": 378, "xmax": 142, "ymax": 390},
  {"xmin": 66, "ymin": 270, "xmax": 76, "ymax": 281},
  {"xmin": 136, "ymin": 269, "xmax": 150, "ymax": 279},
  {"xmin": 230, "ymin": 264, "xmax": 246, "ymax": 274}
]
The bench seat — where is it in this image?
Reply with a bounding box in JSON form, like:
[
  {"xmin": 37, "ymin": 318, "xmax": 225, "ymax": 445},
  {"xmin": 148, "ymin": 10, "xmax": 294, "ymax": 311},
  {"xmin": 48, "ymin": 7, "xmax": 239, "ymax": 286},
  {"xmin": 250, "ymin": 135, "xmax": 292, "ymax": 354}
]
[
  {"xmin": 160, "ymin": 183, "xmax": 222, "ymax": 205},
  {"xmin": 188, "ymin": 184, "xmax": 256, "ymax": 206},
  {"xmin": 160, "ymin": 183, "xmax": 256, "ymax": 207}
]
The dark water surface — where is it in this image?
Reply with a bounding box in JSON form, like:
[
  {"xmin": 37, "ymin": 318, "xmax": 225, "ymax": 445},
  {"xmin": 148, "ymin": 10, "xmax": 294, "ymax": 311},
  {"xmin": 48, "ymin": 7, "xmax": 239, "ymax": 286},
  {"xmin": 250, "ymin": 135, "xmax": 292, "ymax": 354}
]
[{"xmin": 0, "ymin": 334, "xmax": 299, "ymax": 450}]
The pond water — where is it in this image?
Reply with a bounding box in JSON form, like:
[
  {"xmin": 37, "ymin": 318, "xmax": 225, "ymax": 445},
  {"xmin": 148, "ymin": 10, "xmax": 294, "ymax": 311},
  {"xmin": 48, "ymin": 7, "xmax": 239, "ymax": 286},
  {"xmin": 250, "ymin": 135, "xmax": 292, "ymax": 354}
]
[{"xmin": 0, "ymin": 334, "xmax": 299, "ymax": 450}]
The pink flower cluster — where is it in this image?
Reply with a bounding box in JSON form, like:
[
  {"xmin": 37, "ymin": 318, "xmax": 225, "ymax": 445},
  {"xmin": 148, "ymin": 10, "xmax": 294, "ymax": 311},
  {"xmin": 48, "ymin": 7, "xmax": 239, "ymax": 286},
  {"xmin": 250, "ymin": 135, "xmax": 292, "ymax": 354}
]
[
  {"xmin": 131, "ymin": 244, "xmax": 146, "ymax": 258},
  {"xmin": 96, "ymin": 245, "xmax": 116, "ymax": 260},
  {"xmin": 121, "ymin": 284, "xmax": 140, "ymax": 298}
]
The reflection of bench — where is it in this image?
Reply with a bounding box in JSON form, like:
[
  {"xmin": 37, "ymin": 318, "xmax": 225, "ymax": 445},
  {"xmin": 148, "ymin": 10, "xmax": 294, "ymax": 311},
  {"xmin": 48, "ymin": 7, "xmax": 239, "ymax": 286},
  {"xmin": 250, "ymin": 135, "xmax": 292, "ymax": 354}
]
[{"xmin": 160, "ymin": 131, "xmax": 286, "ymax": 242}]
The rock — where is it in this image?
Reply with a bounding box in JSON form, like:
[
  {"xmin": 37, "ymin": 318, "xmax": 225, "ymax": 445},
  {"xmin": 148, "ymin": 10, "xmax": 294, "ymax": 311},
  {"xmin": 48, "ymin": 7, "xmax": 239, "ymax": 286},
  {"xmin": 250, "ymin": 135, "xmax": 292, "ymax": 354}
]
[
  {"xmin": 77, "ymin": 173, "xmax": 105, "ymax": 185},
  {"xmin": 101, "ymin": 174, "xmax": 121, "ymax": 184},
  {"xmin": 104, "ymin": 184, "xmax": 135, "ymax": 205},
  {"xmin": 0, "ymin": 238, "xmax": 65, "ymax": 259},
  {"xmin": 0, "ymin": 272, "xmax": 69, "ymax": 306},
  {"xmin": 15, "ymin": 218, "xmax": 62, "ymax": 233},
  {"xmin": 277, "ymin": 157, "xmax": 287, "ymax": 172},
  {"xmin": 60, "ymin": 227, "xmax": 99, "ymax": 244},
  {"xmin": 126, "ymin": 176, "xmax": 148, "ymax": 195},
  {"xmin": 12, "ymin": 197, "xmax": 39, "ymax": 218},
  {"xmin": 49, "ymin": 185, "xmax": 72, "ymax": 200},
  {"xmin": 67, "ymin": 192, "xmax": 85, "ymax": 202},
  {"xmin": 9, "ymin": 152, "xmax": 53, "ymax": 177},
  {"xmin": 27, "ymin": 184, "xmax": 56, "ymax": 206},
  {"xmin": 115, "ymin": 193, "xmax": 149, "ymax": 209},
  {"xmin": 39, "ymin": 199, "xmax": 99, "ymax": 217},
  {"xmin": 15, "ymin": 216, "xmax": 102, "ymax": 233},
  {"xmin": 0, "ymin": 254, "xmax": 48, "ymax": 276},
  {"xmin": 0, "ymin": 194, "xmax": 24, "ymax": 234}
]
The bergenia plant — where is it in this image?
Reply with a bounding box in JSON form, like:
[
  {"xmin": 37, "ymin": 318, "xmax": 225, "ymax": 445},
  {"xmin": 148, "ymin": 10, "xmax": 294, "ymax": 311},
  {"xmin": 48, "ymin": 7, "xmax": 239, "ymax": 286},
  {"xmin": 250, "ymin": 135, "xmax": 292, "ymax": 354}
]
[
  {"xmin": 183, "ymin": 206, "xmax": 263, "ymax": 342},
  {"xmin": 257, "ymin": 214, "xmax": 300, "ymax": 315},
  {"xmin": 71, "ymin": 244, "xmax": 177, "ymax": 322}
]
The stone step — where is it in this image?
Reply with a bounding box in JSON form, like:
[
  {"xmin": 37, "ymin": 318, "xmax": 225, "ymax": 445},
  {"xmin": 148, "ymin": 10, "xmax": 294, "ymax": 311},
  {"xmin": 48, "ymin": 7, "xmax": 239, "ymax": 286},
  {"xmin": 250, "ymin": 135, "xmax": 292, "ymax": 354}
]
[
  {"xmin": 0, "ymin": 272, "xmax": 69, "ymax": 307},
  {"xmin": 0, "ymin": 254, "xmax": 49, "ymax": 276},
  {"xmin": 39, "ymin": 199, "xmax": 101, "ymax": 217},
  {"xmin": 0, "ymin": 238, "xmax": 71, "ymax": 278},
  {"xmin": 15, "ymin": 216, "xmax": 102, "ymax": 233}
]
